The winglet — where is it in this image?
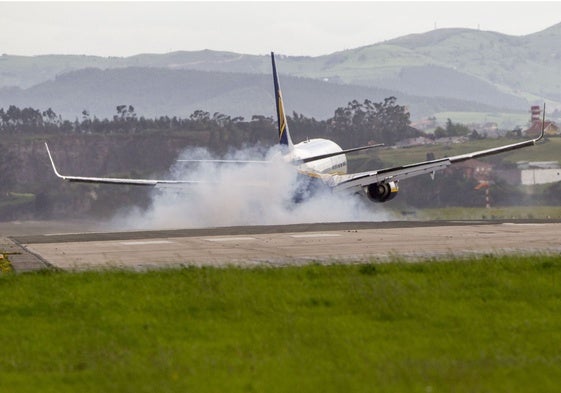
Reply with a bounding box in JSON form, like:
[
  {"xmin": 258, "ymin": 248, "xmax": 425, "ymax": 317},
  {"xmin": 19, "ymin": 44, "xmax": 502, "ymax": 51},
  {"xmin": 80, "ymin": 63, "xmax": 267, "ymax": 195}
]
[
  {"xmin": 45, "ymin": 142, "xmax": 65, "ymax": 179},
  {"xmin": 537, "ymin": 103, "xmax": 546, "ymax": 142},
  {"xmin": 271, "ymin": 52, "xmax": 293, "ymax": 149}
]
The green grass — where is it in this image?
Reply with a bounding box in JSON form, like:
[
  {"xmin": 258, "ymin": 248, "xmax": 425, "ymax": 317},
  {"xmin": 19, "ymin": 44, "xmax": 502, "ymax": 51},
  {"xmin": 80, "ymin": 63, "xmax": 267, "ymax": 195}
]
[
  {"xmin": 2, "ymin": 256, "xmax": 561, "ymax": 392},
  {"xmin": 432, "ymin": 111, "xmax": 530, "ymax": 129},
  {"xmin": 0, "ymin": 193, "xmax": 35, "ymax": 209},
  {"xmin": 413, "ymin": 206, "xmax": 561, "ymax": 220}
]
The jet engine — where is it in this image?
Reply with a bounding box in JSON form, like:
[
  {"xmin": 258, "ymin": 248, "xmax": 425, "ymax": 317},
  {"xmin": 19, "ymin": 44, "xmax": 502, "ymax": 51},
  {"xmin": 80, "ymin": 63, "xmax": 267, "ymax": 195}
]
[{"xmin": 364, "ymin": 181, "xmax": 399, "ymax": 203}]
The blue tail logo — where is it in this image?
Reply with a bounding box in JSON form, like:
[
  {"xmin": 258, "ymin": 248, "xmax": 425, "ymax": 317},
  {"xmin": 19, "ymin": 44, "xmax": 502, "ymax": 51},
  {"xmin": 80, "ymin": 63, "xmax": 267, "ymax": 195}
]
[{"xmin": 271, "ymin": 52, "xmax": 293, "ymax": 148}]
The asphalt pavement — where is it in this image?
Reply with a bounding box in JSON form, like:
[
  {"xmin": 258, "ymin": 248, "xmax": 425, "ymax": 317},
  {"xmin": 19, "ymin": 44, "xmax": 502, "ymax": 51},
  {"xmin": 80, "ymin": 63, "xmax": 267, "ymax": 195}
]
[{"xmin": 4, "ymin": 219, "xmax": 560, "ymax": 271}]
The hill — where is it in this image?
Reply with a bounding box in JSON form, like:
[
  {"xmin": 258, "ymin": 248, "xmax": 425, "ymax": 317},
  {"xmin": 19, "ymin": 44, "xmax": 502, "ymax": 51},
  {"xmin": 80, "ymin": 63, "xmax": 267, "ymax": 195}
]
[
  {"xmin": 0, "ymin": 67, "xmax": 500, "ymax": 120},
  {"xmin": 1, "ymin": 23, "xmax": 561, "ymax": 120}
]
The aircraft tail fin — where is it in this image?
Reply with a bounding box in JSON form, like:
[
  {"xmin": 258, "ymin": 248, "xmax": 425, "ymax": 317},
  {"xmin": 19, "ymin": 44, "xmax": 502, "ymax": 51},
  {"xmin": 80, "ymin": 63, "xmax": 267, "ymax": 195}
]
[{"xmin": 271, "ymin": 52, "xmax": 293, "ymax": 149}]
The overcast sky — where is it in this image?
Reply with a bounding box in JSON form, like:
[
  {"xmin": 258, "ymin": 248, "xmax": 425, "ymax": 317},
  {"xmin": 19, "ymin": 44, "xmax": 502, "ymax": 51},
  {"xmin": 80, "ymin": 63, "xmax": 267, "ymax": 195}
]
[{"xmin": 1, "ymin": 1, "xmax": 561, "ymax": 57}]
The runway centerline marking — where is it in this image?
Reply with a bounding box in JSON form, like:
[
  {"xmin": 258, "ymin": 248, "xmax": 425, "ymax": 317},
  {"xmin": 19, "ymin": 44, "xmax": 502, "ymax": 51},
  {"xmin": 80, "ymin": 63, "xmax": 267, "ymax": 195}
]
[
  {"xmin": 119, "ymin": 240, "xmax": 174, "ymax": 246},
  {"xmin": 290, "ymin": 233, "xmax": 342, "ymax": 238},
  {"xmin": 502, "ymin": 223, "xmax": 554, "ymax": 227},
  {"xmin": 206, "ymin": 237, "xmax": 256, "ymax": 242}
]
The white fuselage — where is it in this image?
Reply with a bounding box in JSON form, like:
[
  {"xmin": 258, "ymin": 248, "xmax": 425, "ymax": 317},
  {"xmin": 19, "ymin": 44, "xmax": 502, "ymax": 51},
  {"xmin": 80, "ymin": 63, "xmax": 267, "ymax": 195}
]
[{"xmin": 289, "ymin": 138, "xmax": 347, "ymax": 175}]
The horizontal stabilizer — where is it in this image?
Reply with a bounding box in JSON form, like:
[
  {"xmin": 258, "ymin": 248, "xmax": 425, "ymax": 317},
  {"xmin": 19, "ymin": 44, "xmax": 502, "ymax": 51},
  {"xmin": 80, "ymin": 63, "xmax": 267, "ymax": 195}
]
[{"xmin": 300, "ymin": 143, "xmax": 384, "ymax": 164}]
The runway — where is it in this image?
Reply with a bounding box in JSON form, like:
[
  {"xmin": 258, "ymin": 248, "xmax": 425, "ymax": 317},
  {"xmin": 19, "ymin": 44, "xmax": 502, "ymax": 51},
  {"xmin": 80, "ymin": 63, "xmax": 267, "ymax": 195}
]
[{"xmin": 6, "ymin": 220, "xmax": 561, "ymax": 271}]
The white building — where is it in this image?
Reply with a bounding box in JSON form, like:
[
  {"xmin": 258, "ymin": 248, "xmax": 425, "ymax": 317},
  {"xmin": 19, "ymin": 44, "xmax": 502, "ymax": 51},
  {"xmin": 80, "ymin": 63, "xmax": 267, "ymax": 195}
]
[{"xmin": 518, "ymin": 162, "xmax": 561, "ymax": 185}]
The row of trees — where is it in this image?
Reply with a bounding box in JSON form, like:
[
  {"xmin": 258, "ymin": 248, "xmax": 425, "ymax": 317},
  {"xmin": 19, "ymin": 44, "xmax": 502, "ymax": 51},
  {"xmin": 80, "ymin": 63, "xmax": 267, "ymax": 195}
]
[
  {"xmin": 0, "ymin": 106, "xmax": 62, "ymax": 132},
  {"xmin": 0, "ymin": 97, "xmax": 419, "ymax": 147}
]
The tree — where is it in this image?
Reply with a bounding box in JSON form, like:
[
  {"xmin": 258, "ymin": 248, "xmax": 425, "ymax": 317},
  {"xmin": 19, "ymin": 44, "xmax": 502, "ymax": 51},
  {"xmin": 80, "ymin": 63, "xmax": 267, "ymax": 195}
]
[
  {"xmin": 435, "ymin": 119, "xmax": 470, "ymax": 138},
  {"xmin": 42, "ymin": 108, "xmax": 60, "ymax": 125},
  {"xmin": 329, "ymin": 97, "xmax": 417, "ymax": 146},
  {"xmin": 6, "ymin": 105, "xmax": 22, "ymax": 126}
]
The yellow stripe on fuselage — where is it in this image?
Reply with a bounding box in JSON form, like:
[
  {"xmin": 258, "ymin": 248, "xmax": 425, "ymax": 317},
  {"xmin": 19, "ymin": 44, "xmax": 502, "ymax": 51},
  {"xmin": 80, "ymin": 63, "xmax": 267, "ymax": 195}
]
[{"xmin": 297, "ymin": 170, "xmax": 346, "ymax": 179}]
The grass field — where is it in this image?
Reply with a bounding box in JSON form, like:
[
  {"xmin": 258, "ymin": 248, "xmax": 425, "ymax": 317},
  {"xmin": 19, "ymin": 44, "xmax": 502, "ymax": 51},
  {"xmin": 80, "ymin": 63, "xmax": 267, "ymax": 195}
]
[
  {"xmin": 432, "ymin": 111, "xmax": 531, "ymax": 129},
  {"xmin": 2, "ymin": 256, "xmax": 561, "ymax": 392},
  {"xmin": 0, "ymin": 193, "xmax": 35, "ymax": 209},
  {"xmin": 411, "ymin": 206, "xmax": 561, "ymax": 220}
]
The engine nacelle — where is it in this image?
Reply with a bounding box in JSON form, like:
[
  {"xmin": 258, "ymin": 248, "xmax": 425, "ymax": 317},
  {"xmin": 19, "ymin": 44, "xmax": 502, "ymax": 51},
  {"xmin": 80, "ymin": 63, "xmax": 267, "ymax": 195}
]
[{"xmin": 364, "ymin": 181, "xmax": 399, "ymax": 203}]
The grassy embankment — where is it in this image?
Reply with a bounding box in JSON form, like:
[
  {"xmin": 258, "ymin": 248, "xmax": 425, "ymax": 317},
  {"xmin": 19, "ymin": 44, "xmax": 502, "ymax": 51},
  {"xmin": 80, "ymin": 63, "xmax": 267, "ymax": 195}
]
[{"xmin": 2, "ymin": 255, "xmax": 561, "ymax": 392}]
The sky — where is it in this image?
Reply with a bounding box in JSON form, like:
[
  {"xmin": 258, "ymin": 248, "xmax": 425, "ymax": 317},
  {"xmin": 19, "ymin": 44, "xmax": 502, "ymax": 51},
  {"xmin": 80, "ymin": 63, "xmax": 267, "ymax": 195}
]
[{"xmin": 1, "ymin": 1, "xmax": 561, "ymax": 57}]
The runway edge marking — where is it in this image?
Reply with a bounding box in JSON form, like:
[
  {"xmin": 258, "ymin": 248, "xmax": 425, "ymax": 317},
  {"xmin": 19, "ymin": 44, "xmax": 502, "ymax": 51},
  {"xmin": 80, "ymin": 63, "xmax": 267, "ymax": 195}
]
[
  {"xmin": 119, "ymin": 240, "xmax": 174, "ymax": 246},
  {"xmin": 206, "ymin": 237, "xmax": 257, "ymax": 242}
]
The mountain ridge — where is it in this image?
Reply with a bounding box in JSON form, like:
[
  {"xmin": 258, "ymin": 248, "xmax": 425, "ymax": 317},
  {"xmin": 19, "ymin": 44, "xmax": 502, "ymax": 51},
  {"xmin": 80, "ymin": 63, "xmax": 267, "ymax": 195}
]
[
  {"xmin": 0, "ymin": 66, "xmax": 503, "ymax": 120},
  {"xmin": 1, "ymin": 23, "xmax": 560, "ymax": 121}
]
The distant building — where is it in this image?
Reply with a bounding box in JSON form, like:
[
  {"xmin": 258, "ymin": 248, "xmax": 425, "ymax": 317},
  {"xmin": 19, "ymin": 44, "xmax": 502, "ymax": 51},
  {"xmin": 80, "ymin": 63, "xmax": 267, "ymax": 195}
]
[
  {"xmin": 523, "ymin": 105, "xmax": 560, "ymax": 137},
  {"xmin": 434, "ymin": 136, "xmax": 469, "ymax": 144},
  {"xmin": 531, "ymin": 105, "xmax": 541, "ymax": 122},
  {"xmin": 465, "ymin": 122, "xmax": 502, "ymax": 138},
  {"xmin": 480, "ymin": 122, "xmax": 499, "ymax": 137},
  {"xmin": 524, "ymin": 120, "xmax": 560, "ymax": 137},
  {"xmin": 517, "ymin": 161, "xmax": 560, "ymax": 170},
  {"xmin": 518, "ymin": 161, "xmax": 561, "ymax": 185},
  {"xmin": 394, "ymin": 137, "xmax": 434, "ymax": 148},
  {"xmin": 411, "ymin": 117, "xmax": 437, "ymax": 132},
  {"xmin": 520, "ymin": 168, "xmax": 561, "ymax": 185},
  {"xmin": 496, "ymin": 161, "xmax": 561, "ymax": 186}
]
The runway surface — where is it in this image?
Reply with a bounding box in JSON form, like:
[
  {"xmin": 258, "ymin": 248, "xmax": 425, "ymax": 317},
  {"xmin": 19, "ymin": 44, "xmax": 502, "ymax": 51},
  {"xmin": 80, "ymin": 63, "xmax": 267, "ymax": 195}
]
[{"xmin": 5, "ymin": 220, "xmax": 561, "ymax": 271}]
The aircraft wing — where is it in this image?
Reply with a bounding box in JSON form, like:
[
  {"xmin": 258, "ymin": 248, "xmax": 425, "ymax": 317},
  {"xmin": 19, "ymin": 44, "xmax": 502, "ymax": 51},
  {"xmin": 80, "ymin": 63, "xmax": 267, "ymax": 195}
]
[
  {"xmin": 45, "ymin": 143, "xmax": 201, "ymax": 187},
  {"xmin": 330, "ymin": 128, "xmax": 545, "ymax": 193},
  {"xmin": 177, "ymin": 159, "xmax": 270, "ymax": 164}
]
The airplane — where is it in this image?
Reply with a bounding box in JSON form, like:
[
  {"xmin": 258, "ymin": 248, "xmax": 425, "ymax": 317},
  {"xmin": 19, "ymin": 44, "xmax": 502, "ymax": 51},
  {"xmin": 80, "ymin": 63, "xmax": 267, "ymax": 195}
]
[{"xmin": 46, "ymin": 52, "xmax": 546, "ymax": 203}]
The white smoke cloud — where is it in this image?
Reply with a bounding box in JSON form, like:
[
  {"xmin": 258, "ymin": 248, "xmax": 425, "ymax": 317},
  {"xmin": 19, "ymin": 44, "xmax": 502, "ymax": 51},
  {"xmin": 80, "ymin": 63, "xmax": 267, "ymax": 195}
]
[{"xmin": 111, "ymin": 146, "xmax": 394, "ymax": 230}]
